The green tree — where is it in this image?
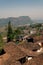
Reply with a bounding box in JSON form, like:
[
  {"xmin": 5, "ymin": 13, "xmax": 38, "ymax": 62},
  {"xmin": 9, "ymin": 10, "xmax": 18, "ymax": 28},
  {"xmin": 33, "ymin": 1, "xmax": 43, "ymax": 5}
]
[
  {"xmin": 7, "ymin": 21, "xmax": 14, "ymax": 42},
  {"xmin": 0, "ymin": 33, "xmax": 4, "ymax": 54},
  {"xmin": 14, "ymin": 28, "xmax": 21, "ymax": 39}
]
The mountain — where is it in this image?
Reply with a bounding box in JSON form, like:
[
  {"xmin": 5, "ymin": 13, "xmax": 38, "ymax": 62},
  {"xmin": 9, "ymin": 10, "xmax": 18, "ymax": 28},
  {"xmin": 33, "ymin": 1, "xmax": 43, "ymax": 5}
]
[{"xmin": 0, "ymin": 16, "xmax": 33, "ymax": 27}]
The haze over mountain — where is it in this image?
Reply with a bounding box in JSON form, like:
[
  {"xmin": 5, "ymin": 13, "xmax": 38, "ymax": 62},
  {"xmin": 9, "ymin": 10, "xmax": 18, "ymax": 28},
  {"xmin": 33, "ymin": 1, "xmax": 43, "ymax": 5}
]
[
  {"xmin": 33, "ymin": 19, "xmax": 43, "ymax": 23},
  {"xmin": 0, "ymin": 16, "xmax": 43, "ymax": 27},
  {"xmin": 0, "ymin": 16, "xmax": 33, "ymax": 27}
]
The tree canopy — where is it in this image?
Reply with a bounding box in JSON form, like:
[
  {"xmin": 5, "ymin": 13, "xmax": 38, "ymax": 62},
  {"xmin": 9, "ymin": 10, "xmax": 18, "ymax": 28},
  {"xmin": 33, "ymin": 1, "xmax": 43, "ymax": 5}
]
[{"xmin": 7, "ymin": 21, "xmax": 14, "ymax": 42}]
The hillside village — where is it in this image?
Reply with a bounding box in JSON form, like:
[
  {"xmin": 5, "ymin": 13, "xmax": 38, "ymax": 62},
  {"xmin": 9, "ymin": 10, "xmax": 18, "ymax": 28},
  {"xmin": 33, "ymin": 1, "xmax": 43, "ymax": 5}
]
[
  {"xmin": 0, "ymin": 21, "xmax": 43, "ymax": 65},
  {"xmin": 0, "ymin": 0, "xmax": 43, "ymax": 65}
]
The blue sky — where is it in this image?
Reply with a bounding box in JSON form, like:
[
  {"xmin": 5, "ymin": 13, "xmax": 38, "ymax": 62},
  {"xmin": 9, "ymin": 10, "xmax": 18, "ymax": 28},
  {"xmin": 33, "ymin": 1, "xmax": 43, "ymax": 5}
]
[{"xmin": 0, "ymin": 0, "xmax": 43, "ymax": 19}]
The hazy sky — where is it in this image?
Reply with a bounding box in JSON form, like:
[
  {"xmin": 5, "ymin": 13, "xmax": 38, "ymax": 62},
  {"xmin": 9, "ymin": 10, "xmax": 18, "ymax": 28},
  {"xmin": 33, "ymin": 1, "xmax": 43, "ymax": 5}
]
[{"xmin": 0, "ymin": 0, "xmax": 43, "ymax": 19}]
